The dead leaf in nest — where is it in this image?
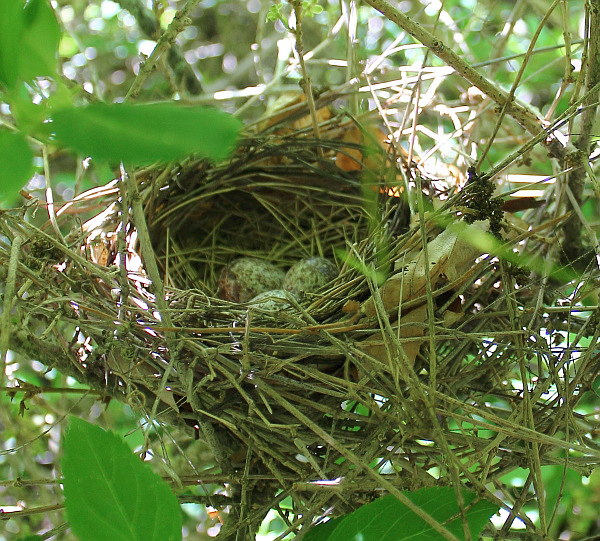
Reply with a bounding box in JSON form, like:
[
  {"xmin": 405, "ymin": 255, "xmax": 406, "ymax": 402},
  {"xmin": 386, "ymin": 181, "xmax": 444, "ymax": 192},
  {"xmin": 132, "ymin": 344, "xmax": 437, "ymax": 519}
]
[
  {"xmin": 443, "ymin": 302, "xmax": 464, "ymax": 326},
  {"xmin": 416, "ymin": 222, "xmax": 489, "ymax": 283},
  {"xmin": 342, "ymin": 299, "xmax": 361, "ymax": 315},
  {"xmin": 357, "ymin": 222, "xmax": 490, "ymax": 369},
  {"xmin": 260, "ymin": 92, "xmax": 332, "ymax": 133},
  {"xmin": 335, "ymin": 123, "xmax": 389, "ymax": 173},
  {"xmin": 361, "ymin": 246, "xmax": 448, "ymax": 319},
  {"xmin": 89, "ymin": 238, "xmax": 111, "ymax": 266},
  {"xmin": 361, "ymin": 255, "xmax": 447, "ymax": 318},
  {"xmin": 362, "ymin": 222, "xmax": 489, "ymax": 318},
  {"xmin": 356, "ymin": 304, "xmax": 427, "ymax": 368}
]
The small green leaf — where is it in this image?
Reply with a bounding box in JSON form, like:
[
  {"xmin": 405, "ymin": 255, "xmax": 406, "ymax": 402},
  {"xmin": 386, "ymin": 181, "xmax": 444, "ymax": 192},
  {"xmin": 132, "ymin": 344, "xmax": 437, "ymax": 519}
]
[
  {"xmin": 267, "ymin": 3, "xmax": 283, "ymax": 21},
  {"xmin": 62, "ymin": 417, "xmax": 182, "ymax": 541},
  {"xmin": 0, "ymin": 130, "xmax": 34, "ymax": 200},
  {"xmin": 593, "ymin": 375, "xmax": 600, "ymax": 397},
  {"xmin": 0, "ymin": 0, "xmax": 25, "ymax": 88},
  {"xmin": 52, "ymin": 103, "xmax": 242, "ymax": 166},
  {"xmin": 304, "ymin": 487, "xmax": 498, "ymax": 541},
  {"xmin": 303, "ymin": 0, "xmax": 324, "ymax": 16},
  {"xmin": 21, "ymin": 0, "xmax": 61, "ymax": 80}
]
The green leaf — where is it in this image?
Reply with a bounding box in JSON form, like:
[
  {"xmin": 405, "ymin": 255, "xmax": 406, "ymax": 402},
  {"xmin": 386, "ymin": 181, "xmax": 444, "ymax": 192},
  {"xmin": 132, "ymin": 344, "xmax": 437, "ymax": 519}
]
[
  {"xmin": 304, "ymin": 487, "xmax": 498, "ymax": 541},
  {"xmin": 266, "ymin": 3, "xmax": 284, "ymax": 22},
  {"xmin": 541, "ymin": 465, "xmax": 581, "ymax": 526},
  {"xmin": 8, "ymin": 82, "xmax": 50, "ymax": 134},
  {"xmin": 0, "ymin": 0, "xmax": 25, "ymax": 88},
  {"xmin": 0, "ymin": 130, "xmax": 34, "ymax": 200},
  {"xmin": 303, "ymin": 0, "xmax": 324, "ymax": 16},
  {"xmin": 0, "ymin": 0, "xmax": 59, "ymax": 87},
  {"xmin": 51, "ymin": 103, "xmax": 242, "ymax": 165},
  {"xmin": 303, "ymin": 517, "xmax": 344, "ymax": 540},
  {"xmin": 21, "ymin": 0, "xmax": 61, "ymax": 80},
  {"xmin": 62, "ymin": 417, "xmax": 182, "ymax": 541}
]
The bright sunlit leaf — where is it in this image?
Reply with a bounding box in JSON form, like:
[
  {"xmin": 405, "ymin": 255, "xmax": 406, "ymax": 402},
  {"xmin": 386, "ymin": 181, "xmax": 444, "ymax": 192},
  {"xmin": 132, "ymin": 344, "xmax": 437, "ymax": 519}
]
[{"xmin": 52, "ymin": 103, "xmax": 243, "ymax": 165}]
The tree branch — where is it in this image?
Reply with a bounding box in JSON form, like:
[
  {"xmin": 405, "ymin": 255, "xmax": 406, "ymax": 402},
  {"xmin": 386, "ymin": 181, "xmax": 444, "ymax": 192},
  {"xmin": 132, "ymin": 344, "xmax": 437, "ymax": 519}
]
[{"xmin": 562, "ymin": 0, "xmax": 600, "ymax": 266}]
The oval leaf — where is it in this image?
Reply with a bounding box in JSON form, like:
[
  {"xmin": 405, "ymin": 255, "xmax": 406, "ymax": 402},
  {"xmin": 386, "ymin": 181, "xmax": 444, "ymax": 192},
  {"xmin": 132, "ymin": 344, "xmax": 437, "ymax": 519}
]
[
  {"xmin": 52, "ymin": 103, "xmax": 242, "ymax": 165},
  {"xmin": 0, "ymin": 130, "xmax": 34, "ymax": 200},
  {"xmin": 62, "ymin": 417, "xmax": 182, "ymax": 541},
  {"xmin": 304, "ymin": 487, "xmax": 499, "ymax": 541},
  {"xmin": 0, "ymin": 0, "xmax": 25, "ymax": 88},
  {"xmin": 21, "ymin": 0, "xmax": 61, "ymax": 80}
]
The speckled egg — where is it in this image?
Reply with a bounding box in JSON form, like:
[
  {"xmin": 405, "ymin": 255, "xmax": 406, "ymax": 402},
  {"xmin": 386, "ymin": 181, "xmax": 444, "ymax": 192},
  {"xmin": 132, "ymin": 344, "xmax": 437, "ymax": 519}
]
[
  {"xmin": 283, "ymin": 257, "xmax": 338, "ymax": 297},
  {"xmin": 217, "ymin": 258, "xmax": 285, "ymax": 302},
  {"xmin": 249, "ymin": 289, "xmax": 298, "ymax": 311}
]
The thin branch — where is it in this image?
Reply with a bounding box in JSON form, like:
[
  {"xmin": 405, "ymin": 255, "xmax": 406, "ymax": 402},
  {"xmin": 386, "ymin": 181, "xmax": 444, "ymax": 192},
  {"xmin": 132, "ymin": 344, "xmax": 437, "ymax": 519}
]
[
  {"xmin": 125, "ymin": 0, "xmax": 202, "ymax": 100},
  {"xmin": 0, "ymin": 235, "xmax": 22, "ymax": 388},
  {"xmin": 0, "ymin": 503, "xmax": 63, "ymax": 520},
  {"xmin": 116, "ymin": 0, "xmax": 203, "ymax": 95},
  {"xmin": 290, "ymin": 1, "xmax": 322, "ymax": 145},
  {"xmin": 561, "ymin": 0, "xmax": 600, "ymax": 265}
]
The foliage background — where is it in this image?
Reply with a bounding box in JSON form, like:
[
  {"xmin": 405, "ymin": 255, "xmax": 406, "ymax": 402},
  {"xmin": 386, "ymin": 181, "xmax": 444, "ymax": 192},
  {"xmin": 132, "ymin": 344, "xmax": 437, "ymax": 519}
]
[{"xmin": 1, "ymin": 0, "xmax": 599, "ymax": 539}]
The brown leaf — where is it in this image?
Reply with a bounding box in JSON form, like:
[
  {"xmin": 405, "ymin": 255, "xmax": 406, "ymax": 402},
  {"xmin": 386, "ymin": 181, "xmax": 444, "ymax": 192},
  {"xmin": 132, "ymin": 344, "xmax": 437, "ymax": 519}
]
[
  {"xmin": 361, "ymin": 251, "xmax": 447, "ymax": 317},
  {"xmin": 356, "ymin": 305, "xmax": 428, "ymax": 368},
  {"xmin": 335, "ymin": 123, "xmax": 388, "ymax": 172},
  {"xmin": 335, "ymin": 125, "xmax": 364, "ymax": 172},
  {"xmin": 358, "ymin": 222, "xmax": 490, "ymax": 369},
  {"xmin": 419, "ymin": 223, "xmax": 487, "ymax": 282}
]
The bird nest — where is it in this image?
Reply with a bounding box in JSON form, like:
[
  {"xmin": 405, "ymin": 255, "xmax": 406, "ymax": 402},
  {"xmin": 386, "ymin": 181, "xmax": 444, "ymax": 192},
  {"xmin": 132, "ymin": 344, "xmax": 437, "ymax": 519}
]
[{"xmin": 5, "ymin": 98, "xmax": 600, "ymax": 536}]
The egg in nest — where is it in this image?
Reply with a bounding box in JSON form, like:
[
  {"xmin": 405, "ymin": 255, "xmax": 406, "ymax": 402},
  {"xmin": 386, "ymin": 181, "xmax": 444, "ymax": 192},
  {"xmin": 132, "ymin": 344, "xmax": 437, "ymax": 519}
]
[
  {"xmin": 283, "ymin": 257, "xmax": 338, "ymax": 298},
  {"xmin": 217, "ymin": 257, "xmax": 286, "ymax": 303}
]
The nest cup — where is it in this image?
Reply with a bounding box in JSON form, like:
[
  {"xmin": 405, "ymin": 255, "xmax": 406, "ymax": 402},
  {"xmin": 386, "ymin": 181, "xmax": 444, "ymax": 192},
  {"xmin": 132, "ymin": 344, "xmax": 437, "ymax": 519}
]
[
  {"xmin": 145, "ymin": 137, "xmax": 369, "ymax": 296},
  {"xmin": 75, "ymin": 117, "xmax": 410, "ymax": 493}
]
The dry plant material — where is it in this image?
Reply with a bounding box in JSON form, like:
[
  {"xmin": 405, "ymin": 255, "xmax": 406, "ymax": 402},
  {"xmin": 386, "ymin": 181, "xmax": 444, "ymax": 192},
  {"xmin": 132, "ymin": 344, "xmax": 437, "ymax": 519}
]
[
  {"xmin": 335, "ymin": 121, "xmax": 391, "ymax": 173},
  {"xmin": 359, "ymin": 222, "xmax": 490, "ymax": 367},
  {"xmin": 260, "ymin": 92, "xmax": 332, "ymax": 133}
]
